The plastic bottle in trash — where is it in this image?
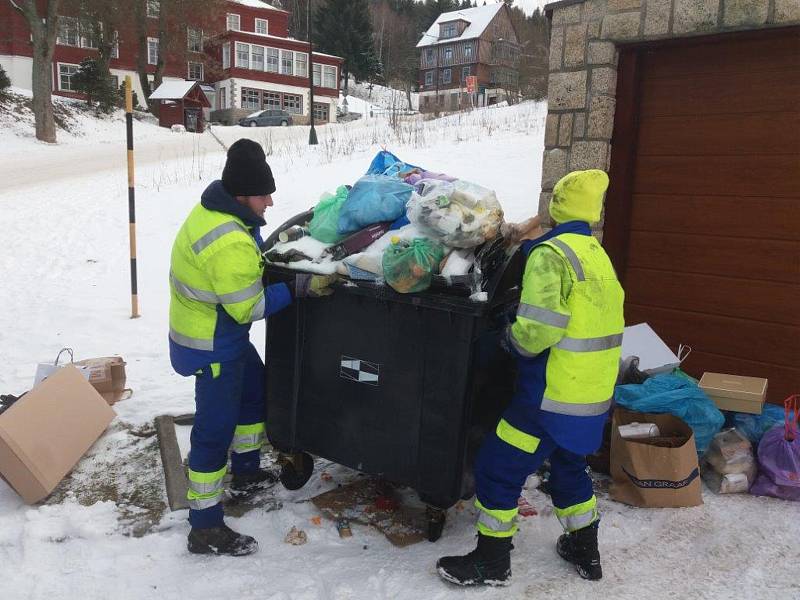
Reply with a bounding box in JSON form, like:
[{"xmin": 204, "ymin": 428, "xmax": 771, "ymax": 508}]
[{"xmin": 278, "ymin": 226, "xmax": 308, "ymax": 243}]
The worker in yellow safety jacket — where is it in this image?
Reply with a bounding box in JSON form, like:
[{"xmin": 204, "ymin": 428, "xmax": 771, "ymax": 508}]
[
  {"xmin": 437, "ymin": 169, "xmax": 624, "ymax": 586},
  {"xmin": 169, "ymin": 139, "xmax": 335, "ymax": 557}
]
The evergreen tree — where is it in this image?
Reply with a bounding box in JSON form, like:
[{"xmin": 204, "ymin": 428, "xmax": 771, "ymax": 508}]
[
  {"xmin": 314, "ymin": 0, "xmax": 380, "ymax": 95},
  {"xmin": 0, "ymin": 65, "xmax": 10, "ymax": 93},
  {"xmin": 72, "ymin": 57, "xmax": 118, "ymax": 113}
]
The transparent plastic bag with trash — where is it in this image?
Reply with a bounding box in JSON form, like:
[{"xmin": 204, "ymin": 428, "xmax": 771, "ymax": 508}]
[
  {"xmin": 382, "ymin": 238, "xmax": 445, "ymax": 294},
  {"xmin": 308, "ymin": 186, "xmax": 349, "ymax": 244},
  {"xmin": 406, "ymin": 179, "xmax": 504, "ymax": 248}
]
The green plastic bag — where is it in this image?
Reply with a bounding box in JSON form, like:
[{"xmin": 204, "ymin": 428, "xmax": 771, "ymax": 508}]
[
  {"xmin": 309, "ymin": 186, "xmax": 348, "ymax": 243},
  {"xmin": 382, "ymin": 238, "xmax": 445, "ymax": 294}
]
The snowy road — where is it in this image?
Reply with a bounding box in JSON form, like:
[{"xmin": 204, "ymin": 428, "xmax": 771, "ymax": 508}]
[{"xmin": 1, "ymin": 103, "xmax": 798, "ymax": 600}]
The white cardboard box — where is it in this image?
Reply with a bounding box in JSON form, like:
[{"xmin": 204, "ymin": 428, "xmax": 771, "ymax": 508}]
[{"xmin": 621, "ymin": 323, "xmax": 681, "ymax": 375}]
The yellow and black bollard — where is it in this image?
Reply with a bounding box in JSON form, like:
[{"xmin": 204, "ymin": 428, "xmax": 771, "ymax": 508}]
[{"xmin": 125, "ymin": 76, "xmax": 140, "ymax": 318}]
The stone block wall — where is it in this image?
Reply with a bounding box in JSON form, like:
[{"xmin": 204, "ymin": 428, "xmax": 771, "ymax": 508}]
[{"xmin": 540, "ymin": 0, "xmax": 800, "ymax": 231}]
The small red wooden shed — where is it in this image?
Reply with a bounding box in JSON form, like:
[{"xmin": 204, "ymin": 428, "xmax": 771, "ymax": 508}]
[{"xmin": 149, "ymin": 81, "xmax": 211, "ymax": 133}]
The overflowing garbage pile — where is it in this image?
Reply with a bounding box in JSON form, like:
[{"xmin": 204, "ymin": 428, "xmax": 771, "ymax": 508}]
[
  {"xmin": 263, "ymin": 151, "xmax": 507, "ymax": 299},
  {"xmin": 599, "ymin": 323, "xmax": 800, "ymax": 507}
]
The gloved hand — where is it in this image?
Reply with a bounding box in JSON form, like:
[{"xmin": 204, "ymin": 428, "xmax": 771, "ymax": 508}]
[{"xmin": 294, "ymin": 273, "xmax": 338, "ymax": 298}]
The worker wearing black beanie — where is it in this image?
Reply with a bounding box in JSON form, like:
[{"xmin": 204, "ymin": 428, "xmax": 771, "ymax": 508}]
[
  {"xmin": 222, "ymin": 138, "xmax": 276, "ymax": 197},
  {"xmin": 168, "ymin": 136, "xmax": 337, "ymax": 558}
]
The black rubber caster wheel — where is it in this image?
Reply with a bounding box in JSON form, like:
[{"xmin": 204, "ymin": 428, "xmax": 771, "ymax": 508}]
[
  {"xmin": 279, "ymin": 452, "xmax": 314, "ymax": 491},
  {"xmin": 426, "ymin": 506, "xmax": 447, "ymax": 542}
]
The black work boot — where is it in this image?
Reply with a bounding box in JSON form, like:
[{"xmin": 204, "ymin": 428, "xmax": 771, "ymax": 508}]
[
  {"xmin": 556, "ymin": 521, "xmax": 602, "ymax": 580},
  {"xmin": 230, "ymin": 468, "xmax": 278, "ymax": 498},
  {"xmin": 436, "ymin": 534, "xmax": 513, "ymax": 587},
  {"xmin": 187, "ymin": 524, "xmax": 258, "ymax": 556}
]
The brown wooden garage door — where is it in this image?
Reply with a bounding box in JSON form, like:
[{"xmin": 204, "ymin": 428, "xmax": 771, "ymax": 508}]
[{"xmin": 605, "ymin": 29, "xmax": 800, "ymax": 405}]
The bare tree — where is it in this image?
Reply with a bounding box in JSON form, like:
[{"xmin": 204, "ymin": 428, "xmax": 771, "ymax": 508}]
[
  {"xmin": 134, "ymin": 0, "xmax": 225, "ymax": 113},
  {"xmin": 7, "ymin": 0, "xmax": 62, "ymax": 142}
]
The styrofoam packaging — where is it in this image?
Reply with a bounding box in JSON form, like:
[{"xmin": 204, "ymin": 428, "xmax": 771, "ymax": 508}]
[{"xmin": 619, "ymin": 422, "xmax": 661, "ymax": 439}]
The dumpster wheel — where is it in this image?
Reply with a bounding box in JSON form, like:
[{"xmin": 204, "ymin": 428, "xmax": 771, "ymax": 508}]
[
  {"xmin": 426, "ymin": 506, "xmax": 447, "ymax": 542},
  {"xmin": 279, "ymin": 452, "xmax": 314, "ymax": 490}
]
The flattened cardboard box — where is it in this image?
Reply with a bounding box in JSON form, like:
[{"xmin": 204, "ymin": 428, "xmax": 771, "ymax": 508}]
[
  {"xmin": 0, "ymin": 365, "xmax": 116, "ymax": 504},
  {"xmin": 699, "ymin": 373, "xmax": 767, "ymax": 415}
]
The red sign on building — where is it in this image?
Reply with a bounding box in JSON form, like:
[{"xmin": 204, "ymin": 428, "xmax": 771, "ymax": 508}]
[{"xmin": 465, "ymin": 75, "xmax": 477, "ymax": 94}]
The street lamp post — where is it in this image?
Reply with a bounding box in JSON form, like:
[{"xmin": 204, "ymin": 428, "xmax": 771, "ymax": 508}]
[{"xmin": 307, "ymin": 0, "xmax": 318, "ymax": 145}]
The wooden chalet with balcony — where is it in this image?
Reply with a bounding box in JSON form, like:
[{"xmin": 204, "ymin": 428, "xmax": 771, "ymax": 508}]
[{"xmin": 416, "ymin": 2, "xmax": 521, "ymax": 112}]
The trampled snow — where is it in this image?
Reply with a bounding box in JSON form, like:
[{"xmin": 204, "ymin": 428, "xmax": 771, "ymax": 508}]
[{"xmin": 0, "ymin": 100, "xmax": 798, "ymax": 600}]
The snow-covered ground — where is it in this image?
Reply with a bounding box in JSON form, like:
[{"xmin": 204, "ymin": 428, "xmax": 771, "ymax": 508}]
[{"xmin": 1, "ymin": 100, "xmax": 798, "ymax": 600}]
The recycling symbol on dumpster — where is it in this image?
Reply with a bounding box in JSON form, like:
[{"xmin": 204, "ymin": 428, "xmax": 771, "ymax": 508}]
[{"xmin": 340, "ymin": 356, "xmax": 380, "ymax": 386}]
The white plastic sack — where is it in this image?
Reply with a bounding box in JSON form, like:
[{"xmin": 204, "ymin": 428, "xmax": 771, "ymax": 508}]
[{"xmin": 407, "ymin": 179, "xmax": 504, "ymax": 248}]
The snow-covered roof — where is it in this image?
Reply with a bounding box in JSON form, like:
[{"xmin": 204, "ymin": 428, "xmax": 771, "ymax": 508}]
[
  {"xmin": 417, "ymin": 2, "xmax": 504, "ymax": 48},
  {"xmin": 149, "ymin": 81, "xmax": 199, "ymax": 100},
  {"xmin": 228, "ymin": 0, "xmax": 288, "ymax": 13}
]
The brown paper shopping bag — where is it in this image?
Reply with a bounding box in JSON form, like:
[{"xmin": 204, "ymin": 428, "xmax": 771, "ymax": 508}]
[{"xmin": 610, "ymin": 407, "xmax": 703, "ymax": 508}]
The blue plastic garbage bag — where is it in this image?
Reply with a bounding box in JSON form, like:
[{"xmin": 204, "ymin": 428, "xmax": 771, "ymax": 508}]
[
  {"xmin": 337, "ymin": 175, "xmax": 414, "ymax": 235},
  {"xmin": 615, "ymin": 374, "xmax": 725, "ymax": 454},
  {"xmin": 732, "ymin": 404, "xmax": 786, "ymax": 445},
  {"xmin": 365, "ymin": 150, "xmax": 423, "ymax": 177}
]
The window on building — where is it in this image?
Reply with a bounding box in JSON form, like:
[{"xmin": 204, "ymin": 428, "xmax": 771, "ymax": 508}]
[
  {"xmin": 462, "ymin": 66, "xmax": 470, "ymax": 83},
  {"xmin": 280, "ymin": 50, "xmax": 293, "ymax": 75},
  {"xmin": 255, "ymin": 18, "xmax": 268, "ymax": 35},
  {"xmin": 236, "ymin": 42, "xmax": 250, "ymax": 69},
  {"xmin": 251, "ymin": 45, "xmax": 264, "ymax": 71},
  {"xmin": 80, "ymin": 24, "xmax": 98, "ymax": 50},
  {"xmin": 57, "ymin": 17, "xmax": 79, "ymax": 47},
  {"xmin": 294, "ymin": 52, "xmax": 307, "ymax": 77},
  {"xmin": 187, "ymin": 28, "xmax": 203, "ymax": 53},
  {"xmin": 282, "ymin": 93, "xmax": 302, "ymax": 114},
  {"xmin": 227, "ymin": 13, "xmax": 241, "ymax": 32},
  {"xmin": 323, "ymin": 65, "xmax": 336, "ymax": 89},
  {"xmin": 425, "ymin": 48, "xmax": 434, "ymax": 62},
  {"xmin": 312, "ymin": 63, "xmax": 321, "ymax": 86},
  {"xmin": 425, "ymin": 71, "xmax": 433, "ymax": 86},
  {"xmin": 147, "ymin": 0, "xmax": 160, "ymax": 18},
  {"xmin": 222, "ymin": 42, "xmax": 231, "ymax": 69},
  {"xmin": 58, "ymin": 63, "xmax": 79, "ymax": 91},
  {"xmin": 442, "ymin": 68, "xmax": 451, "ymax": 84},
  {"xmin": 188, "ymin": 62, "xmax": 203, "ymax": 81},
  {"xmin": 111, "ymin": 31, "xmax": 119, "ymax": 58},
  {"xmin": 147, "ymin": 37, "xmax": 160, "ymax": 66},
  {"xmin": 241, "ymin": 88, "xmax": 260, "ymax": 110},
  {"xmin": 440, "ymin": 22, "xmax": 457, "ymax": 39},
  {"xmin": 444, "ymin": 47, "xmax": 453, "ymax": 62},
  {"xmin": 263, "ymin": 91, "xmax": 281, "ymax": 109},
  {"xmin": 219, "ymin": 87, "xmax": 227, "ymax": 109},
  {"xmin": 266, "ymin": 47, "xmax": 279, "ymax": 73},
  {"xmin": 313, "ymin": 102, "xmax": 329, "ymax": 123},
  {"xmin": 464, "ymin": 44, "xmax": 473, "ymax": 61}
]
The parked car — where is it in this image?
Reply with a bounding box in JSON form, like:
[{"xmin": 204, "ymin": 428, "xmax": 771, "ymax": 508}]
[{"xmin": 239, "ymin": 109, "xmax": 293, "ymax": 127}]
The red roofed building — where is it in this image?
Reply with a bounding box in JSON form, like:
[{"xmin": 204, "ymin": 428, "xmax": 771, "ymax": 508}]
[{"xmin": 0, "ymin": 0, "xmax": 343, "ymax": 124}]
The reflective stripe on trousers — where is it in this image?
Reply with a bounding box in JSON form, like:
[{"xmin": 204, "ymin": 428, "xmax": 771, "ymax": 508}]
[
  {"xmin": 475, "ymin": 499, "xmax": 518, "ymax": 538},
  {"xmin": 186, "ymin": 466, "xmax": 226, "ymax": 510},
  {"xmin": 554, "ymin": 495, "xmax": 599, "ymax": 532},
  {"xmin": 232, "ymin": 423, "xmax": 266, "ymax": 454}
]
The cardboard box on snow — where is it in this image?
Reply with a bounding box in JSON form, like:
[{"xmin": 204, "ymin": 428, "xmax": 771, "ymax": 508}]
[
  {"xmin": 0, "ymin": 365, "xmax": 116, "ymax": 504},
  {"xmin": 74, "ymin": 356, "xmax": 129, "ymax": 405},
  {"xmin": 699, "ymin": 373, "xmax": 767, "ymax": 415}
]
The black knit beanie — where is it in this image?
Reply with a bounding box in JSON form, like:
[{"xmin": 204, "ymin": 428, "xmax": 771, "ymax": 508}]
[{"xmin": 222, "ymin": 139, "xmax": 276, "ymax": 197}]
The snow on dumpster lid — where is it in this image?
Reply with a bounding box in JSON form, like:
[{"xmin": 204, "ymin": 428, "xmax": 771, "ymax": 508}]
[{"xmin": 149, "ymin": 81, "xmax": 198, "ymax": 101}]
